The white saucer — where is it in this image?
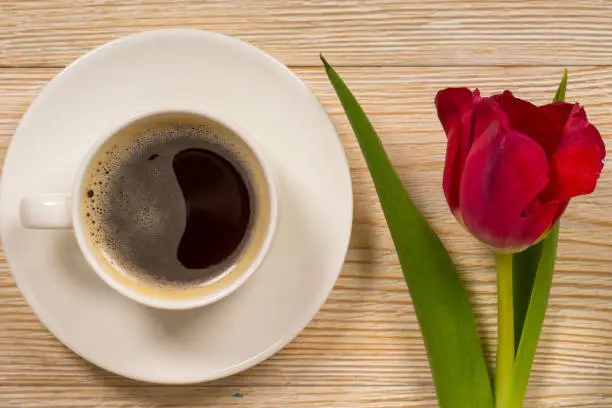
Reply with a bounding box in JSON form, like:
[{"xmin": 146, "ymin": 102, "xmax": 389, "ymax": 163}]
[{"xmin": 0, "ymin": 29, "xmax": 353, "ymax": 384}]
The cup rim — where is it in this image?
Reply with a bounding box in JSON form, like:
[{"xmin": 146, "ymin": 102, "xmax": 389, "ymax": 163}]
[{"xmin": 71, "ymin": 108, "xmax": 279, "ymax": 310}]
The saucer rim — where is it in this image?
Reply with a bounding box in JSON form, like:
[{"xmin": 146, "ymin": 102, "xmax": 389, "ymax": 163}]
[{"xmin": 1, "ymin": 29, "xmax": 353, "ymax": 384}]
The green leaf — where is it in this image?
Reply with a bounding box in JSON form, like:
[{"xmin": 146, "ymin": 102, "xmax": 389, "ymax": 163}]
[
  {"xmin": 512, "ymin": 244, "xmax": 543, "ymax": 351},
  {"xmin": 508, "ymin": 70, "xmax": 567, "ymax": 408},
  {"xmin": 553, "ymin": 69, "xmax": 568, "ymax": 103},
  {"xmin": 510, "ymin": 224, "xmax": 559, "ymax": 408},
  {"xmin": 321, "ymin": 54, "xmax": 494, "ymax": 408}
]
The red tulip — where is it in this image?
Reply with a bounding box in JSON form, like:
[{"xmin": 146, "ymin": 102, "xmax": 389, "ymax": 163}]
[{"xmin": 435, "ymin": 88, "xmax": 605, "ymax": 251}]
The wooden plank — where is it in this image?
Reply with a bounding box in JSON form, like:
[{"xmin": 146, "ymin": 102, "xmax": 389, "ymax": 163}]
[
  {"xmin": 1, "ymin": 0, "xmax": 611, "ymax": 67},
  {"xmin": 0, "ymin": 386, "xmax": 611, "ymax": 407},
  {"xmin": 1, "ymin": 67, "xmax": 612, "ymax": 398}
]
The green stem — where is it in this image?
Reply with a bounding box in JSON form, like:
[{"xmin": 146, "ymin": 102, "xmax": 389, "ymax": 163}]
[{"xmin": 495, "ymin": 252, "xmax": 514, "ymax": 408}]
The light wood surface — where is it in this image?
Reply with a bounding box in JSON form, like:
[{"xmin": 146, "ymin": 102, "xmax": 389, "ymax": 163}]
[
  {"xmin": 2, "ymin": 1, "xmax": 612, "ymax": 407},
  {"xmin": 2, "ymin": 0, "xmax": 612, "ymax": 67}
]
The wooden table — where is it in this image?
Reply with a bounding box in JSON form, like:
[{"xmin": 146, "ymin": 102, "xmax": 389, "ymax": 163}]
[{"xmin": 2, "ymin": 1, "xmax": 612, "ymax": 406}]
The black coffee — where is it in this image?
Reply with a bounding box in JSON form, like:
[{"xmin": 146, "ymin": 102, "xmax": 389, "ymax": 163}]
[
  {"xmin": 83, "ymin": 118, "xmax": 254, "ymax": 286},
  {"xmin": 173, "ymin": 148, "xmax": 250, "ymax": 269}
]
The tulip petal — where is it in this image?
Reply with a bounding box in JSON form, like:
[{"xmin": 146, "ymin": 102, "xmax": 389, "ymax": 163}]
[
  {"xmin": 545, "ymin": 104, "xmax": 606, "ymax": 202},
  {"xmin": 493, "ymin": 91, "xmax": 562, "ymax": 155},
  {"xmin": 459, "ymin": 123, "xmax": 552, "ymax": 249},
  {"xmin": 539, "ymin": 102, "xmax": 573, "ymax": 135},
  {"xmin": 472, "ymin": 97, "xmax": 510, "ymax": 144},
  {"xmin": 435, "ymin": 88, "xmax": 480, "ymax": 212}
]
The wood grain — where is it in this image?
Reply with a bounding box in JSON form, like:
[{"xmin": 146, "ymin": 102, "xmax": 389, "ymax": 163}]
[
  {"xmin": 1, "ymin": 386, "xmax": 612, "ymax": 408},
  {"xmin": 1, "ymin": 0, "xmax": 612, "ymax": 67},
  {"xmin": 1, "ymin": 67, "xmax": 612, "ymax": 408}
]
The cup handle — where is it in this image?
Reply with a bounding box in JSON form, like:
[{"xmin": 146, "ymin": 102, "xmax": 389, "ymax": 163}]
[{"xmin": 20, "ymin": 194, "xmax": 73, "ymax": 229}]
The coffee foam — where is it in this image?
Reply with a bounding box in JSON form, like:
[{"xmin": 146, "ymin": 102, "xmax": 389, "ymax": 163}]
[{"xmin": 81, "ymin": 113, "xmax": 271, "ymax": 300}]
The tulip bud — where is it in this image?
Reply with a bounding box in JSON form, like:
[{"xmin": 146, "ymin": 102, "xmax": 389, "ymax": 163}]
[{"xmin": 435, "ymin": 88, "xmax": 605, "ymax": 251}]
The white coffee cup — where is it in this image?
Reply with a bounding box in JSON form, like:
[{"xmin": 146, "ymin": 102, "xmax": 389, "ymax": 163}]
[{"xmin": 20, "ymin": 110, "xmax": 278, "ymax": 310}]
